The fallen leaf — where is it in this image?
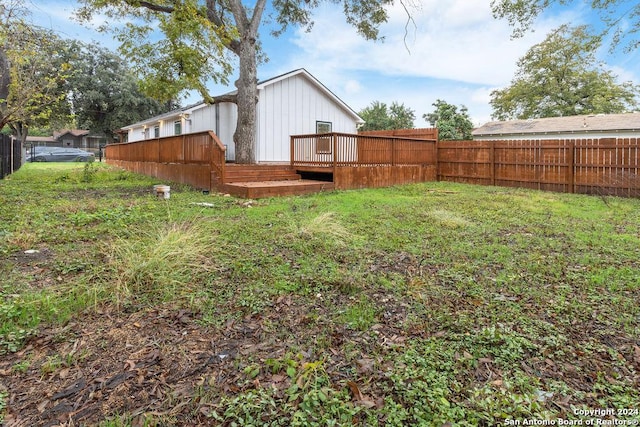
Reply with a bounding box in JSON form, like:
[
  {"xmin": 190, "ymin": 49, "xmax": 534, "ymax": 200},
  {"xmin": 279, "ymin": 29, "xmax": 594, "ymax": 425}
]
[
  {"xmin": 37, "ymin": 400, "xmax": 49, "ymax": 413},
  {"xmin": 346, "ymin": 381, "xmax": 364, "ymax": 401},
  {"xmin": 59, "ymin": 368, "xmax": 70, "ymax": 380},
  {"xmin": 356, "ymin": 358, "xmax": 375, "ymax": 374}
]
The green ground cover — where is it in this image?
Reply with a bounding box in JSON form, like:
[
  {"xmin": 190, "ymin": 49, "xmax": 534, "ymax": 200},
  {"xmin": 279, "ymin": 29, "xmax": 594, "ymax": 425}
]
[{"xmin": 0, "ymin": 162, "xmax": 638, "ymax": 426}]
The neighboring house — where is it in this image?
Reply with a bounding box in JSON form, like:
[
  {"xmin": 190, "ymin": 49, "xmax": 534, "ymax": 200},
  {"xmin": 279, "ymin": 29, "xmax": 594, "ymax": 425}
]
[
  {"xmin": 120, "ymin": 69, "xmax": 365, "ymax": 162},
  {"xmin": 26, "ymin": 129, "xmax": 105, "ymax": 152},
  {"xmin": 473, "ymin": 112, "xmax": 640, "ymax": 140}
]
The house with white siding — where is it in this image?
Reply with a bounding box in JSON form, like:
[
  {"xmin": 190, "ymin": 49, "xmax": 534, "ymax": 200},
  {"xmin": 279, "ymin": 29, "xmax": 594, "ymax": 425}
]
[{"xmin": 120, "ymin": 69, "xmax": 364, "ymax": 162}]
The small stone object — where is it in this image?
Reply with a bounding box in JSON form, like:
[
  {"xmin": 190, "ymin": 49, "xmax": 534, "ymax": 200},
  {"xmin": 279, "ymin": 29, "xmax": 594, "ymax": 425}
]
[{"xmin": 24, "ymin": 249, "xmax": 40, "ymax": 255}]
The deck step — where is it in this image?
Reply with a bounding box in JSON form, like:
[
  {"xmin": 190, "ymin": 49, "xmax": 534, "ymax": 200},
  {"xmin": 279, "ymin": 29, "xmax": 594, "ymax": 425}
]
[
  {"xmin": 224, "ymin": 164, "xmax": 301, "ymax": 183},
  {"xmin": 221, "ymin": 179, "xmax": 334, "ymax": 199}
]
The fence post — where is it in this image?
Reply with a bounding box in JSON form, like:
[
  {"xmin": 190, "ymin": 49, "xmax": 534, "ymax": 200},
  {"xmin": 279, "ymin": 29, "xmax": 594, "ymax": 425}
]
[
  {"xmin": 567, "ymin": 140, "xmax": 575, "ymax": 193},
  {"xmin": 434, "ymin": 139, "xmax": 439, "ymax": 182},
  {"xmin": 490, "ymin": 142, "xmax": 496, "ymax": 186}
]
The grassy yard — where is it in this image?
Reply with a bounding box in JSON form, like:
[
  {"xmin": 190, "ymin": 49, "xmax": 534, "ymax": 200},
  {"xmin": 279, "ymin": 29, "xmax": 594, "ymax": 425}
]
[{"xmin": 0, "ymin": 162, "xmax": 639, "ymax": 426}]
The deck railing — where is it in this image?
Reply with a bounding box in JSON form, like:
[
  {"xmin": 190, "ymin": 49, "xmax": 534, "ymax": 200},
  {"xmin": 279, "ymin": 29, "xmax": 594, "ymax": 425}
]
[
  {"xmin": 106, "ymin": 132, "xmax": 221, "ymax": 164},
  {"xmin": 290, "ymin": 132, "xmax": 437, "ymax": 170},
  {"xmin": 105, "ymin": 131, "xmax": 224, "ymax": 190},
  {"xmin": 208, "ymin": 131, "xmax": 227, "ymax": 183}
]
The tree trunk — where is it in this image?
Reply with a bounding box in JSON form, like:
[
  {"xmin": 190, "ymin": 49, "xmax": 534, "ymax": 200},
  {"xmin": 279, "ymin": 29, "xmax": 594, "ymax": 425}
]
[
  {"xmin": 0, "ymin": 45, "xmax": 11, "ymax": 129},
  {"xmin": 233, "ymin": 36, "xmax": 258, "ymax": 164}
]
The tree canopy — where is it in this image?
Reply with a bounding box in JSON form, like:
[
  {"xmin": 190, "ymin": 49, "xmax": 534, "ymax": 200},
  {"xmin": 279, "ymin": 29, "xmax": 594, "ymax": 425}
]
[
  {"xmin": 65, "ymin": 42, "xmax": 176, "ymax": 141},
  {"xmin": 490, "ymin": 25, "xmax": 639, "ymax": 120},
  {"xmin": 76, "ymin": 0, "xmax": 411, "ymax": 163},
  {"xmin": 359, "ymin": 101, "xmax": 415, "ymax": 131},
  {"xmin": 491, "ymin": 0, "xmax": 640, "ymax": 52},
  {"xmin": 423, "ymin": 99, "xmax": 473, "ymax": 140},
  {"xmin": 1, "ymin": 1, "xmax": 72, "ymax": 143}
]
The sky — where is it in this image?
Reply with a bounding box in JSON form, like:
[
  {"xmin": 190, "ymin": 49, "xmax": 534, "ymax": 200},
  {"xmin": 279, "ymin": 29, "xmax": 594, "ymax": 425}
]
[{"xmin": 27, "ymin": 0, "xmax": 640, "ymax": 127}]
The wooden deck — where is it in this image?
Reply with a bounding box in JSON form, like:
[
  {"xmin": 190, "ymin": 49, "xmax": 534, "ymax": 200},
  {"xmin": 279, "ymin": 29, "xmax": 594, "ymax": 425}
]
[{"xmin": 213, "ymin": 164, "xmax": 335, "ymax": 198}]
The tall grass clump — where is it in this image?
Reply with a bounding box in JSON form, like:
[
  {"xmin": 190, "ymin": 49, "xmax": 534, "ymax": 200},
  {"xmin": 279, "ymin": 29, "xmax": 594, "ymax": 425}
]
[
  {"xmin": 293, "ymin": 212, "xmax": 353, "ymax": 245},
  {"xmin": 105, "ymin": 221, "xmax": 217, "ymax": 304}
]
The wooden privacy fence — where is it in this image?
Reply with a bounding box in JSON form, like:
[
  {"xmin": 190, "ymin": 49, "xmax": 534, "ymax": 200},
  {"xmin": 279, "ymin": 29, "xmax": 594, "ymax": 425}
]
[
  {"xmin": 358, "ymin": 127, "xmax": 439, "ymax": 140},
  {"xmin": 105, "ymin": 131, "xmax": 225, "ymax": 190},
  {"xmin": 438, "ymin": 138, "xmax": 640, "ymax": 197}
]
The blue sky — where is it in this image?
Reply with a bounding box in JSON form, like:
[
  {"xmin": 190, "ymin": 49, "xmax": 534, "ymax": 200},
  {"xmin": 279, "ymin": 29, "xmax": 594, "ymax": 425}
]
[{"xmin": 28, "ymin": 0, "xmax": 640, "ymax": 127}]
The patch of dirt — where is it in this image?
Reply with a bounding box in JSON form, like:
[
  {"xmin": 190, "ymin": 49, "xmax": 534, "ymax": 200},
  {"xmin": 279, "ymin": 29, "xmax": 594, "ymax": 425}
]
[
  {"xmin": 0, "ymin": 288, "xmax": 411, "ymax": 426},
  {"xmin": 6, "ymin": 248, "xmax": 54, "ymax": 266}
]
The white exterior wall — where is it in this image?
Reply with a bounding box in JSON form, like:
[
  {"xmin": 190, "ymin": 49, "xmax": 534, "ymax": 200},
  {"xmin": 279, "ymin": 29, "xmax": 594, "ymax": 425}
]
[
  {"xmin": 256, "ymin": 73, "xmax": 359, "ymax": 162},
  {"xmin": 191, "ymin": 103, "xmax": 237, "ymax": 160},
  {"xmin": 126, "ymin": 113, "xmax": 193, "ymax": 143}
]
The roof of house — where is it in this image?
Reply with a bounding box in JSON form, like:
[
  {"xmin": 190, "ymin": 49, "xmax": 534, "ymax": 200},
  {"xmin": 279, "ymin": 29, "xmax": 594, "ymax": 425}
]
[
  {"xmin": 473, "ymin": 113, "xmax": 640, "ymax": 137},
  {"xmin": 257, "ymin": 69, "xmax": 364, "ymax": 123},
  {"xmin": 54, "ymin": 129, "xmax": 90, "ymax": 138},
  {"xmin": 122, "ymin": 69, "xmax": 364, "ymax": 129},
  {"xmin": 25, "ymin": 136, "xmax": 57, "ymax": 143}
]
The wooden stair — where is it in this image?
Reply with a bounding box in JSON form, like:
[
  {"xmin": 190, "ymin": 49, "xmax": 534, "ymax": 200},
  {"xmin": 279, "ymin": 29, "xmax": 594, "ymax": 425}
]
[
  {"xmin": 224, "ymin": 164, "xmax": 301, "ymax": 182},
  {"xmin": 213, "ymin": 164, "xmax": 334, "ymax": 198}
]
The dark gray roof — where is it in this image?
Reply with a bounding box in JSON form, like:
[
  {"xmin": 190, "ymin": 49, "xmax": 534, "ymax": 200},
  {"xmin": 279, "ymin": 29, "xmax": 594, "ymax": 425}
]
[{"xmin": 473, "ymin": 113, "xmax": 640, "ymax": 137}]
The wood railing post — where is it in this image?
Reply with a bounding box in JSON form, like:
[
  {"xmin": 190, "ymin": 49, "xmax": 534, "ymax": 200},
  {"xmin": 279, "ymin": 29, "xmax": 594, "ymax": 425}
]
[
  {"xmin": 290, "ymin": 136, "xmax": 295, "ymax": 167},
  {"xmin": 332, "ymin": 133, "xmax": 337, "ymax": 174}
]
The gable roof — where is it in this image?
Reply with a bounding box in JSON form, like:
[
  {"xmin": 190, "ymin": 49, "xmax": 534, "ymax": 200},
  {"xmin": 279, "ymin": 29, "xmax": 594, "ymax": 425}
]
[
  {"xmin": 54, "ymin": 129, "xmax": 90, "ymax": 139},
  {"xmin": 473, "ymin": 113, "xmax": 640, "ymax": 137},
  {"xmin": 122, "ymin": 69, "xmax": 364, "ymax": 130},
  {"xmin": 257, "ymin": 69, "xmax": 364, "ymax": 124}
]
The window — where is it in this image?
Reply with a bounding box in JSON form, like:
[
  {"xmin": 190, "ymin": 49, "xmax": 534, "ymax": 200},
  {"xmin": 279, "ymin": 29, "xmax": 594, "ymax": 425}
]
[
  {"xmin": 174, "ymin": 120, "xmax": 182, "ymax": 135},
  {"xmin": 144, "ymin": 128, "xmax": 150, "ymax": 139},
  {"xmin": 154, "ymin": 125, "xmax": 160, "ymax": 138},
  {"xmin": 316, "ymin": 121, "xmax": 332, "ymax": 134},
  {"xmin": 316, "ymin": 121, "xmax": 332, "ymax": 154}
]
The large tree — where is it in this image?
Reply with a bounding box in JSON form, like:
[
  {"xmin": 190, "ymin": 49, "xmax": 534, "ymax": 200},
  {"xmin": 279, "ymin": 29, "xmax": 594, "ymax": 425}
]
[
  {"xmin": 76, "ymin": 0, "xmax": 409, "ymax": 163},
  {"xmin": 359, "ymin": 101, "xmax": 415, "ymax": 131},
  {"xmin": 1, "ymin": 2, "xmax": 71, "ymax": 143},
  {"xmin": 65, "ymin": 42, "xmax": 176, "ymax": 141},
  {"xmin": 490, "ymin": 25, "xmax": 639, "ymax": 120},
  {"xmin": 491, "ymin": 0, "xmax": 640, "ymax": 52},
  {"xmin": 423, "ymin": 99, "xmax": 473, "ymax": 140}
]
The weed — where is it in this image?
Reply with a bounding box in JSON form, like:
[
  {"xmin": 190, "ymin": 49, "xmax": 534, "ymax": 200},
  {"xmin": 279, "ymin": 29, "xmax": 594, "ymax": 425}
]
[
  {"xmin": 81, "ymin": 162, "xmax": 97, "ymax": 183},
  {"xmin": 0, "ymin": 390, "xmax": 6, "ymax": 424},
  {"xmin": 40, "ymin": 355, "xmax": 63, "ymax": 375},
  {"xmin": 11, "ymin": 357, "xmax": 31, "ymax": 373},
  {"xmin": 341, "ymin": 297, "xmax": 377, "ymax": 331},
  {"xmin": 104, "ymin": 221, "xmax": 217, "ymax": 304}
]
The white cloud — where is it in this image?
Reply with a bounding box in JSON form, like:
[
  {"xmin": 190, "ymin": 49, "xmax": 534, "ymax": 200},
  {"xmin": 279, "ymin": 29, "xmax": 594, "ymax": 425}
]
[
  {"xmin": 288, "ymin": 2, "xmax": 573, "ymax": 87},
  {"xmin": 276, "ymin": 2, "xmax": 640, "ymax": 125}
]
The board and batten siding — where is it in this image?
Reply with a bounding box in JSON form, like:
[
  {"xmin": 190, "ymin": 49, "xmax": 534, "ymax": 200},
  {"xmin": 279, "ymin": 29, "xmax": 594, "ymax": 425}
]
[
  {"xmin": 190, "ymin": 102, "xmax": 237, "ymax": 161},
  {"xmin": 256, "ymin": 73, "xmax": 359, "ymax": 162}
]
